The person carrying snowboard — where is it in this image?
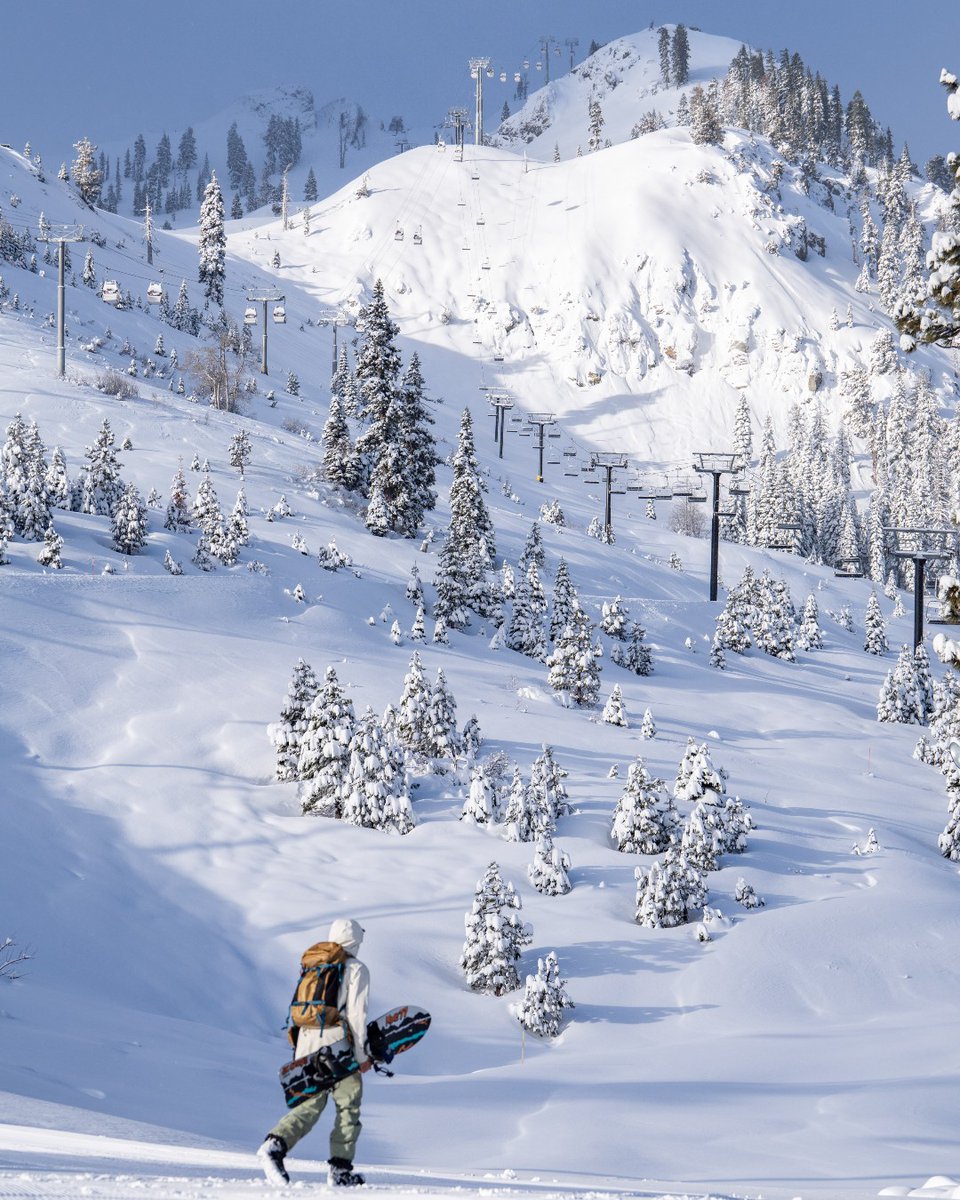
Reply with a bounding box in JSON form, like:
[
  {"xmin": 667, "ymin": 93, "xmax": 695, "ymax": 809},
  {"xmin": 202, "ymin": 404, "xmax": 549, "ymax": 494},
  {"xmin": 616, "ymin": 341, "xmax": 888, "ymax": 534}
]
[{"xmin": 258, "ymin": 917, "xmax": 372, "ymax": 1187}]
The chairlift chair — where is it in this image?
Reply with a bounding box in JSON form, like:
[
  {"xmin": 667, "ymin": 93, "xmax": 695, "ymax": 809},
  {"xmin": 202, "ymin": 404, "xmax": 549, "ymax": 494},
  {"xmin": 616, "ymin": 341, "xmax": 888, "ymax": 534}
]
[
  {"xmin": 101, "ymin": 280, "xmax": 121, "ymax": 305},
  {"xmin": 481, "ymin": 258, "xmax": 491, "ymax": 270},
  {"xmin": 243, "ymin": 306, "xmax": 258, "ymax": 325},
  {"xmin": 413, "ymin": 227, "xmax": 423, "ymax": 245},
  {"xmin": 499, "ymin": 71, "xmax": 507, "ymax": 82},
  {"xmin": 146, "ymin": 282, "xmax": 163, "ymax": 304},
  {"xmin": 273, "ymin": 305, "xmax": 286, "ymax": 324},
  {"xmin": 493, "ymin": 352, "xmax": 504, "ymax": 362},
  {"xmin": 395, "ymin": 227, "xmax": 404, "ymax": 241},
  {"xmin": 476, "ymin": 214, "xmax": 486, "ymax": 225}
]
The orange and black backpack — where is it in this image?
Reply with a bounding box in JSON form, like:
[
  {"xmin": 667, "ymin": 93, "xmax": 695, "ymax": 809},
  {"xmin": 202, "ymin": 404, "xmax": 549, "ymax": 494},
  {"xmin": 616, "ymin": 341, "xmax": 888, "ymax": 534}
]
[{"xmin": 286, "ymin": 941, "xmax": 348, "ymax": 1047}]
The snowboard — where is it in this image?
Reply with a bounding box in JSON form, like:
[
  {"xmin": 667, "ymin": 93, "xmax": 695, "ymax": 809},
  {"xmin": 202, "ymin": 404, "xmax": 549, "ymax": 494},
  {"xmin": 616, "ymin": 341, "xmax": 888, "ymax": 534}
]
[{"xmin": 279, "ymin": 1004, "xmax": 431, "ymax": 1109}]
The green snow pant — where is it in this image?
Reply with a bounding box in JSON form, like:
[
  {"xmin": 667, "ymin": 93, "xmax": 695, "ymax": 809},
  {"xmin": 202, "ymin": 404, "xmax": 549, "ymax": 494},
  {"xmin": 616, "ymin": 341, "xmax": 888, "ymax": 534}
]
[{"xmin": 270, "ymin": 1072, "xmax": 363, "ymax": 1161}]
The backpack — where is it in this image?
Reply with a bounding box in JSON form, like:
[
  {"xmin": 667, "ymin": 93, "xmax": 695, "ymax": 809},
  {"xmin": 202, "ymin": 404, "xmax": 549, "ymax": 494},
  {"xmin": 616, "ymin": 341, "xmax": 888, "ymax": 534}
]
[{"xmin": 286, "ymin": 941, "xmax": 348, "ymax": 1044}]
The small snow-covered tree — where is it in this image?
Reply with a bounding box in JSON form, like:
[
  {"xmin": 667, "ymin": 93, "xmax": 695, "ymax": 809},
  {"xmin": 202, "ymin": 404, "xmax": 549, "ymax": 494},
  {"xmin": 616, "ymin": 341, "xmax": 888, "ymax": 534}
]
[
  {"xmin": 270, "ymin": 658, "xmax": 320, "ymax": 782},
  {"xmin": 111, "ymin": 481, "xmax": 147, "ymax": 554},
  {"xmin": 611, "ymin": 621, "xmax": 653, "ymax": 675},
  {"xmin": 795, "ymin": 594, "xmax": 824, "ymax": 651},
  {"xmin": 395, "ymin": 650, "xmax": 432, "ymax": 757},
  {"xmin": 864, "ymin": 592, "xmax": 889, "ymax": 655},
  {"xmin": 674, "ymin": 742, "xmax": 727, "ymax": 803},
  {"xmin": 601, "ymin": 683, "xmax": 628, "ymax": 727},
  {"xmin": 461, "ymin": 763, "xmax": 498, "ymax": 825},
  {"xmin": 228, "ymin": 430, "xmax": 252, "ymax": 477},
  {"xmin": 612, "ymin": 756, "xmax": 679, "ymax": 854},
  {"xmin": 547, "ymin": 609, "xmax": 601, "ymax": 706},
  {"xmin": 299, "ymin": 666, "xmax": 356, "ymax": 815},
  {"xmin": 503, "ymin": 766, "xmax": 554, "ymax": 843},
  {"xmin": 460, "ymin": 862, "xmax": 532, "ymax": 995},
  {"xmin": 341, "ymin": 707, "xmax": 415, "ymax": 834},
  {"xmin": 515, "ymin": 952, "xmax": 574, "ymax": 1037},
  {"xmin": 37, "ymin": 523, "xmax": 63, "ymax": 568},
  {"xmin": 601, "ymin": 595, "xmax": 629, "ymax": 641},
  {"xmin": 528, "ymin": 833, "xmax": 572, "ymax": 896},
  {"xmin": 530, "ymin": 745, "xmax": 571, "ymax": 820},
  {"xmin": 425, "ymin": 668, "xmax": 461, "ymax": 762},
  {"xmin": 640, "ymin": 707, "xmax": 656, "ymax": 739},
  {"xmin": 877, "ymin": 644, "xmax": 924, "ymax": 724}
]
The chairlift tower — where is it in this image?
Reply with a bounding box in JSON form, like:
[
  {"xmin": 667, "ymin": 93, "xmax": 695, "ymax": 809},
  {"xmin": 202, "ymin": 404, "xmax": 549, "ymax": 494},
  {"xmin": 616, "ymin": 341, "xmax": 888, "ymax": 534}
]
[
  {"xmin": 884, "ymin": 526, "xmax": 960, "ymax": 649},
  {"xmin": 487, "ymin": 390, "xmax": 514, "ymax": 458},
  {"xmin": 317, "ymin": 307, "xmax": 351, "ymax": 378},
  {"xmin": 447, "ymin": 108, "xmax": 469, "ymax": 161},
  {"xmin": 36, "ymin": 223, "xmax": 84, "ymax": 379},
  {"xmin": 469, "ymin": 58, "xmax": 491, "ymax": 146},
  {"xmin": 245, "ymin": 290, "xmax": 285, "ymax": 375},
  {"xmin": 539, "ymin": 37, "xmax": 559, "ymax": 84},
  {"xmin": 587, "ymin": 452, "xmax": 630, "ymax": 539},
  {"xmin": 564, "ymin": 37, "xmax": 579, "ymax": 71},
  {"xmin": 524, "ymin": 412, "xmax": 560, "ymax": 482},
  {"xmin": 693, "ymin": 452, "xmax": 746, "ymax": 602}
]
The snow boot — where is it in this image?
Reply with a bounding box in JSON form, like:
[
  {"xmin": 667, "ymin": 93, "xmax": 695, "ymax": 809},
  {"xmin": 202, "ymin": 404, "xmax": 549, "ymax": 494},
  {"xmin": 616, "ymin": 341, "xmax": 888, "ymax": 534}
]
[
  {"xmin": 257, "ymin": 1134, "xmax": 290, "ymax": 1186},
  {"xmin": 328, "ymin": 1157, "xmax": 365, "ymax": 1186}
]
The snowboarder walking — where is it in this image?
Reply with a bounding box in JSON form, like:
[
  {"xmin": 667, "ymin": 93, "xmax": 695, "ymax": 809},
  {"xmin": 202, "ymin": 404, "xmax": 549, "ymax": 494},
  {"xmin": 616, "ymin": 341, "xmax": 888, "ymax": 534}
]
[{"xmin": 258, "ymin": 918, "xmax": 372, "ymax": 1186}]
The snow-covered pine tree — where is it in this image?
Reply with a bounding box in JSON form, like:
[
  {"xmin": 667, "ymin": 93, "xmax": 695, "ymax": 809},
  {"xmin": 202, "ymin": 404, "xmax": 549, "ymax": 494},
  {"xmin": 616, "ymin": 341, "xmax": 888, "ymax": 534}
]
[
  {"xmin": 299, "ymin": 666, "xmax": 356, "ymax": 816},
  {"xmin": 754, "ymin": 571, "xmax": 796, "ymax": 661},
  {"xmin": 601, "ymin": 595, "xmax": 629, "ymax": 641},
  {"xmin": 546, "ymin": 608, "xmax": 601, "ymax": 706},
  {"xmin": 44, "ymin": 447, "xmax": 70, "ymax": 511},
  {"xmin": 321, "ymin": 391, "xmax": 359, "ymax": 491},
  {"xmin": 164, "ymin": 463, "xmax": 192, "ymax": 531},
  {"xmin": 601, "ymin": 683, "xmax": 628, "ymax": 727},
  {"xmin": 516, "ymin": 952, "xmax": 574, "ymax": 1037},
  {"xmin": 425, "ymin": 668, "xmax": 461, "ymax": 762},
  {"xmin": 863, "ymin": 592, "xmax": 889, "ymax": 654},
  {"xmin": 611, "ymin": 756, "xmax": 679, "ymax": 854},
  {"xmin": 611, "ymin": 620, "xmax": 653, "ymax": 675},
  {"xmin": 503, "ymin": 765, "xmax": 554, "ymax": 843},
  {"xmin": 915, "ymin": 644, "xmax": 935, "ymax": 722},
  {"xmin": 530, "ymin": 745, "xmax": 572, "ymax": 821},
  {"xmin": 640, "ymin": 707, "xmax": 656, "ymax": 739},
  {"xmin": 341, "ymin": 707, "xmax": 415, "ymax": 834},
  {"xmin": 36, "ymin": 523, "xmax": 63, "ymax": 568},
  {"xmin": 460, "ymin": 862, "xmax": 532, "ymax": 995},
  {"xmin": 528, "ymin": 833, "xmax": 572, "ymax": 896},
  {"xmin": 461, "ymin": 763, "xmax": 498, "ymax": 825},
  {"xmin": 461, "ymin": 713, "xmax": 483, "ymax": 758},
  {"xmin": 505, "ymin": 561, "xmax": 547, "ymax": 660},
  {"xmin": 517, "ymin": 520, "xmax": 545, "ymax": 572},
  {"xmin": 390, "ymin": 352, "xmax": 437, "ymax": 534},
  {"xmin": 111, "ymin": 481, "xmax": 147, "ymax": 554},
  {"xmin": 80, "ymin": 418, "xmax": 124, "ymax": 517},
  {"xmin": 353, "ymin": 278, "xmax": 402, "ymax": 490},
  {"xmin": 635, "ymin": 854, "xmax": 693, "ymax": 929},
  {"xmin": 198, "ymin": 173, "xmax": 226, "ymax": 308},
  {"xmin": 795, "ymin": 594, "xmax": 824, "ymax": 651},
  {"xmin": 877, "ymin": 644, "xmax": 924, "ymax": 724},
  {"xmin": 896, "ymin": 70, "xmax": 960, "ymax": 350},
  {"xmin": 395, "ymin": 650, "xmax": 432, "ymax": 757},
  {"xmin": 500, "ymin": 560, "xmax": 516, "ymax": 600},
  {"xmin": 406, "ymin": 562, "xmax": 424, "ymax": 607},
  {"xmin": 229, "ymin": 489, "xmax": 249, "ymax": 547},
  {"xmin": 435, "ymin": 408, "xmax": 498, "ymax": 626},
  {"xmin": 410, "ymin": 604, "xmax": 426, "ymax": 643},
  {"xmin": 549, "ymin": 558, "xmax": 579, "ymax": 642},
  {"xmin": 270, "ymin": 658, "xmax": 320, "ymax": 782},
  {"xmin": 228, "ymin": 430, "xmax": 252, "ymax": 477},
  {"xmin": 675, "ymin": 743, "xmax": 727, "ymax": 803}
]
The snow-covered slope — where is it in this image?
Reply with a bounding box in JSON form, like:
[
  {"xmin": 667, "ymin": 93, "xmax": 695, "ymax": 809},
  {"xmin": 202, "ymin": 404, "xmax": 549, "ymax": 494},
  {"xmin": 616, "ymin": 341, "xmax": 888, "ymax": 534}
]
[
  {"xmin": 0, "ymin": 33, "xmax": 959, "ymax": 1200},
  {"xmin": 496, "ymin": 28, "xmax": 741, "ymax": 157}
]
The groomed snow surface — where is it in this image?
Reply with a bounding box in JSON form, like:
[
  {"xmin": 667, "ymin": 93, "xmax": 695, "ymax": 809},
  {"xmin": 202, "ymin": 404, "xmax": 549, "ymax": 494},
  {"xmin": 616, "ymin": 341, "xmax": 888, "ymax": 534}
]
[{"xmin": 2, "ymin": 32, "xmax": 960, "ymax": 1200}]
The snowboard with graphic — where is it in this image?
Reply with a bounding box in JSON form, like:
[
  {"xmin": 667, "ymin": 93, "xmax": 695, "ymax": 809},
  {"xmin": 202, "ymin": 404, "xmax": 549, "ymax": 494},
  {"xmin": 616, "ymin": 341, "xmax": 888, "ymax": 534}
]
[{"xmin": 279, "ymin": 1005, "xmax": 430, "ymax": 1108}]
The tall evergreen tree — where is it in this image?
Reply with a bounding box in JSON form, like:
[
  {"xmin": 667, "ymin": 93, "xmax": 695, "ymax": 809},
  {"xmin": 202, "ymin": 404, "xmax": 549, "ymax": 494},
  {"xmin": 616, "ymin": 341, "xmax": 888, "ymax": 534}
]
[
  {"xmin": 198, "ymin": 172, "xmax": 226, "ymax": 308},
  {"xmin": 299, "ymin": 666, "xmax": 356, "ymax": 816},
  {"xmin": 270, "ymin": 658, "xmax": 320, "ymax": 782},
  {"xmin": 460, "ymin": 862, "xmax": 532, "ymax": 995}
]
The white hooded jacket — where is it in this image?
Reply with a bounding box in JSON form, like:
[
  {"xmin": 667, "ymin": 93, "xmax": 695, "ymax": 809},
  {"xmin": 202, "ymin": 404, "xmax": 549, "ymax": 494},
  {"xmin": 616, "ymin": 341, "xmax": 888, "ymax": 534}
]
[{"xmin": 295, "ymin": 918, "xmax": 370, "ymax": 1065}]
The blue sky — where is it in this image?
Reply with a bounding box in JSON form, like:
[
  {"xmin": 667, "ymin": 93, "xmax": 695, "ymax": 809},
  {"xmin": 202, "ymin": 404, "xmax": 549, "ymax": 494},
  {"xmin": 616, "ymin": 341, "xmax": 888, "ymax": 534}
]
[{"xmin": 3, "ymin": 1, "xmax": 959, "ymax": 168}]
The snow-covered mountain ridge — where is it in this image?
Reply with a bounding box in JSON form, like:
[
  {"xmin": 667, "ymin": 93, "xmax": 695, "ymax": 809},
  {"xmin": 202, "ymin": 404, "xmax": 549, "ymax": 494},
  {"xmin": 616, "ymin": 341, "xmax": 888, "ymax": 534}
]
[{"xmin": 1, "ymin": 25, "xmax": 960, "ymax": 1200}]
